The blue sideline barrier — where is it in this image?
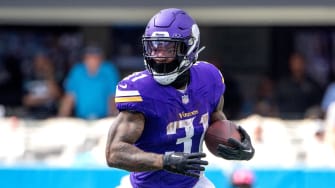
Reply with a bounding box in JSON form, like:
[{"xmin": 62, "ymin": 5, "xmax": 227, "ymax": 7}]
[
  {"xmin": 254, "ymin": 168, "xmax": 335, "ymax": 188},
  {"xmin": 0, "ymin": 166, "xmax": 335, "ymax": 188}
]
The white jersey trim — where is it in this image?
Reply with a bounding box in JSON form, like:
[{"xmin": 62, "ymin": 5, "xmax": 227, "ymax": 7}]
[{"xmin": 116, "ymin": 89, "xmax": 140, "ymax": 97}]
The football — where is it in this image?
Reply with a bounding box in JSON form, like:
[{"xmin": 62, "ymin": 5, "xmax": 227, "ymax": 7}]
[{"xmin": 205, "ymin": 120, "xmax": 242, "ymax": 156}]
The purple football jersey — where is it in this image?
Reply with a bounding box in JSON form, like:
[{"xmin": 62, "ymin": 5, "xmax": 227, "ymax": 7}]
[{"xmin": 115, "ymin": 61, "xmax": 225, "ymax": 188}]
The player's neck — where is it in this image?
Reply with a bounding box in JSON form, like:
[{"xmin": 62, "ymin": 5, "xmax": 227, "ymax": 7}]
[
  {"xmin": 170, "ymin": 70, "xmax": 190, "ymax": 90},
  {"xmin": 177, "ymin": 83, "xmax": 188, "ymax": 93}
]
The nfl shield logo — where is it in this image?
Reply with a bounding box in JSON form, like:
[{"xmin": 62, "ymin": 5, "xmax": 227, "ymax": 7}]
[{"xmin": 182, "ymin": 95, "xmax": 189, "ymax": 104}]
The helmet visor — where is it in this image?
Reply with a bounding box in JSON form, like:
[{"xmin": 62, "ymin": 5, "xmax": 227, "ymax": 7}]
[{"xmin": 143, "ymin": 39, "xmax": 187, "ymax": 59}]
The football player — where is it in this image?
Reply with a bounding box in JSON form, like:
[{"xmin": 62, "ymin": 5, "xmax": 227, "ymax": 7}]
[{"xmin": 106, "ymin": 8, "xmax": 255, "ymax": 188}]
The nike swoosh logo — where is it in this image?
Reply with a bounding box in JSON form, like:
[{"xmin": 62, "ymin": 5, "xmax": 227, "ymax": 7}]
[
  {"xmin": 119, "ymin": 83, "xmax": 127, "ymax": 89},
  {"xmin": 243, "ymin": 148, "xmax": 253, "ymax": 153}
]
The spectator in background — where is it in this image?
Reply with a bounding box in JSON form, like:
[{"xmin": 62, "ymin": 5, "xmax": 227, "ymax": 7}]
[
  {"xmin": 231, "ymin": 168, "xmax": 254, "ymax": 188},
  {"xmin": 253, "ymin": 75, "xmax": 278, "ymax": 117},
  {"xmin": 58, "ymin": 45, "xmax": 120, "ymax": 119},
  {"xmin": 22, "ymin": 52, "xmax": 61, "ymax": 119},
  {"xmin": 275, "ymin": 52, "xmax": 323, "ymax": 119},
  {"xmin": 294, "ymin": 32, "xmax": 331, "ymax": 89}
]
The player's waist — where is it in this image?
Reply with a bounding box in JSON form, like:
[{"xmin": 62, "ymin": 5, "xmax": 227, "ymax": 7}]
[{"xmin": 130, "ymin": 170, "xmax": 198, "ymax": 188}]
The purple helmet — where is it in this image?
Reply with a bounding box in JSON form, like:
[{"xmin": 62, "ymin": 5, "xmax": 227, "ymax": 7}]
[{"xmin": 142, "ymin": 8, "xmax": 202, "ymax": 85}]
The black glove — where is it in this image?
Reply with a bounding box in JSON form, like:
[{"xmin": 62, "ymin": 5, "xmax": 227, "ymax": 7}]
[
  {"xmin": 217, "ymin": 126, "xmax": 255, "ymax": 160},
  {"xmin": 163, "ymin": 152, "xmax": 208, "ymax": 178}
]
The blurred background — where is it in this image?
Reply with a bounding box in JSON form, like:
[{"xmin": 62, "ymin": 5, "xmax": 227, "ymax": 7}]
[{"xmin": 1, "ymin": 0, "xmax": 335, "ymax": 187}]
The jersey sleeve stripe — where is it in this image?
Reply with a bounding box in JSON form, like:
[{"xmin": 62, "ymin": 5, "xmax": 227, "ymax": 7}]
[
  {"xmin": 115, "ymin": 96, "xmax": 143, "ymax": 103},
  {"xmin": 115, "ymin": 89, "xmax": 140, "ymax": 97}
]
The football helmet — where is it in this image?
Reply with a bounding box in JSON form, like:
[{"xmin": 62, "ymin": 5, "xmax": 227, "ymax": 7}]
[{"xmin": 142, "ymin": 8, "xmax": 204, "ymax": 85}]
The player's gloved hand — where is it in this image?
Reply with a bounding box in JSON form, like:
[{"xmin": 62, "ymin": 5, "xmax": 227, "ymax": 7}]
[
  {"xmin": 163, "ymin": 152, "xmax": 208, "ymax": 178},
  {"xmin": 217, "ymin": 126, "xmax": 255, "ymax": 160}
]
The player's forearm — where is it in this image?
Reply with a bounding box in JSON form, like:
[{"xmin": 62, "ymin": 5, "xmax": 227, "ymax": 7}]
[
  {"xmin": 210, "ymin": 111, "xmax": 227, "ymax": 123},
  {"xmin": 210, "ymin": 95, "xmax": 227, "ymax": 123},
  {"xmin": 106, "ymin": 142, "xmax": 163, "ymax": 172}
]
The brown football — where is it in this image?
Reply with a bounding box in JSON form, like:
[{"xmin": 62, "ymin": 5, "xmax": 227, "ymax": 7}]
[{"xmin": 205, "ymin": 120, "xmax": 242, "ymax": 156}]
